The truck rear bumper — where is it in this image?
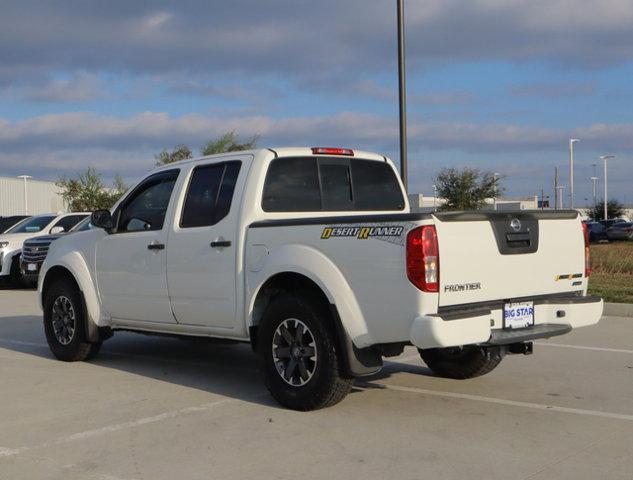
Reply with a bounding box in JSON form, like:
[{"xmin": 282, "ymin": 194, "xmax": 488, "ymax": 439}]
[{"xmin": 410, "ymin": 295, "xmax": 603, "ymax": 350}]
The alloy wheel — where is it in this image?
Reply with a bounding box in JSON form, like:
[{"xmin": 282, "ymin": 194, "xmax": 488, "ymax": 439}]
[
  {"xmin": 272, "ymin": 318, "xmax": 318, "ymax": 386},
  {"xmin": 51, "ymin": 296, "xmax": 76, "ymax": 345}
]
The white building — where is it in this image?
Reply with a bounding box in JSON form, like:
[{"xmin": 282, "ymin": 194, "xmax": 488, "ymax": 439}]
[
  {"xmin": 0, "ymin": 176, "xmax": 66, "ymax": 216},
  {"xmin": 409, "ymin": 194, "xmax": 543, "ymax": 213}
]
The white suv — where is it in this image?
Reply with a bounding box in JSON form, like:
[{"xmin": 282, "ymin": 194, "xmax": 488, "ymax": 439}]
[{"xmin": 0, "ymin": 213, "xmax": 88, "ymax": 286}]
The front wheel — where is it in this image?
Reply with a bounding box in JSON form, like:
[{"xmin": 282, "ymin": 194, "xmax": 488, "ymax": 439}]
[
  {"xmin": 418, "ymin": 346, "xmax": 503, "ymax": 379},
  {"xmin": 9, "ymin": 256, "xmax": 28, "ymax": 288},
  {"xmin": 43, "ymin": 279, "xmax": 101, "ymax": 362},
  {"xmin": 257, "ymin": 294, "xmax": 353, "ymax": 411}
]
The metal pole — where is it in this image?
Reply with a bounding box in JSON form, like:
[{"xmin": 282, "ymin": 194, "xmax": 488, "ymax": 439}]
[
  {"xmin": 432, "ymin": 184, "xmax": 437, "ymax": 212},
  {"xmin": 23, "ymin": 177, "xmax": 27, "ymax": 215},
  {"xmin": 397, "ymin": 0, "xmax": 408, "ymax": 191},
  {"xmin": 569, "ymin": 140, "xmax": 573, "ymax": 209},
  {"xmin": 590, "ymin": 177, "xmax": 598, "ymax": 219},
  {"xmin": 554, "ymin": 167, "xmax": 559, "ymax": 210},
  {"xmin": 17, "ymin": 175, "xmax": 32, "ymax": 215},
  {"xmin": 604, "ymin": 158, "xmax": 608, "ymax": 221}
]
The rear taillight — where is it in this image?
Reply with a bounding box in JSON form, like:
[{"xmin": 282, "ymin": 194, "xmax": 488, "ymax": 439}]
[
  {"xmin": 406, "ymin": 225, "xmax": 439, "ymax": 292},
  {"xmin": 582, "ymin": 222, "xmax": 591, "ymax": 277}
]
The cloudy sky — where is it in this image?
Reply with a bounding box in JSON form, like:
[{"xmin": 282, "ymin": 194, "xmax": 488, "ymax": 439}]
[{"xmin": 2, "ymin": 0, "xmax": 633, "ymax": 204}]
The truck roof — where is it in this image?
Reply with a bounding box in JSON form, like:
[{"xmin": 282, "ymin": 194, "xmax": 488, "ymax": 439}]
[{"xmin": 152, "ymin": 147, "xmax": 389, "ymax": 173}]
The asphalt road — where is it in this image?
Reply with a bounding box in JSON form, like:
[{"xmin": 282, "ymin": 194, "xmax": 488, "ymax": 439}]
[{"xmin": 1, "ymin": 289, "xmax": 632, "ymax": 480}]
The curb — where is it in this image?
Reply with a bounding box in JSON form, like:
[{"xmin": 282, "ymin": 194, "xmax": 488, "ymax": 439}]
[{"xmin": 604, "ymin": 303, "xmax": 633, "ymax": 318}]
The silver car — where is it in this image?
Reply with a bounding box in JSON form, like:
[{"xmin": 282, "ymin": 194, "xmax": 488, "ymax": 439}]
[{"xmin": 606, "ymin": 222, "xmax": 633, "ymax": 241}]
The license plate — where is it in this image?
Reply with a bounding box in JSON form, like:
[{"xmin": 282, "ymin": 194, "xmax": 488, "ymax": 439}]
[
  {"xmin": 27, "ymin": 263, "xmax": 37, "ymax": 272},
  {"xmin": 504, "ymin": 301, "xmax": 534, "ymax": 329}
]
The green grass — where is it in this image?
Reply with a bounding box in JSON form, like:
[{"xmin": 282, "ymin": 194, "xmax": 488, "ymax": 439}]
[{"xmin": 588, "ymin": 243, "xmax": 633, "ymax": 303}]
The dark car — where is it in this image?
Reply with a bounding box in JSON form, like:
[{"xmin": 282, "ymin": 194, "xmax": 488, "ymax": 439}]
[
  {"xmin": 584, "ymin": 221, "xmax": 608, "ymax": 243},
  {"xmin": 598, "ymin": 218, "xmax": 626, "ymax": 229},
  {"xmin": 606, "ymin": 222, "xmax": 633, "ymax": 242},
  {"xmin": 20, "ymin": 216, "xmax": 92, "ymax": 285},
  {"xmin": 0, "ymin": 216, "xmax": 30, "ymax": 234}
]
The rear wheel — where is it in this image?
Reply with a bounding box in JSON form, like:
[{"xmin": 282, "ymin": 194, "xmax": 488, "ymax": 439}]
[
  {"xmin": 43, "ymin": 279, "xmax": 101, "ymax": 361},
  {"xmin": 257, "ymin": 293, "xmax": 353, "ymax": 411},
  {"xmin": 418, "ymin": 346, "xmax": 503, "ymax": 379}
]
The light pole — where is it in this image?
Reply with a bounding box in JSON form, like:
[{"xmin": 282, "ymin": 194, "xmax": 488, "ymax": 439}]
[
  {"xmin": 432, "ymin": 184, "xmax": 437, "ymax": 212},
  {"xmin": 397, "ymin": 0, "xmax": 408, "ymax": 191},
  {"xmin": 17, "ymin": 175, "xmax": 32, "ymax": 215},
  {"xmin": 569, "ymin": 138, "xmax": 579, "ymax": 209},
  {"xmin": 600, "ymin": 155, "xmax": 615, "ymax": 221},
  {"xmin": 493, "ymin": 172, "xmax": 500, "ymax": 210},
  {"xmin": 590, "ymin": 176, "xmax": 598, "ymax": 217}
]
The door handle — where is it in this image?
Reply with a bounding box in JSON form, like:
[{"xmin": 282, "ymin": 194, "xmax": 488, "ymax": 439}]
[
  {"xmin": 210, "ymin": 240, "xmax": 231, "ymax": 248},
  {"xmin": 147, "ymin": 243, "xmax": 165, "ymax": 250}
]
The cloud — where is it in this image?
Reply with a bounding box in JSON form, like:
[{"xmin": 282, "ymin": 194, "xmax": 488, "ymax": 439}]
[
  {"xmin": 511, "ymin": 81, "xmax": 597, "ymax": 98},
  {"xmin": 2, "ymin": 0, "xmax": 633, "ymax": 92},
  {"xmin": 141, "ymin": 11, "xmax": 173, "ymax": 31},
  {"xmin": 2, "ymin": 110, "xmax": 632, "ymax": 199},
  {"xmin": 2, "ymin": 110, "xmax": 633, "ymax": 161},
  {"xmin": 1, "ymin": 72, "xmax": 107, "ymax": 103}
]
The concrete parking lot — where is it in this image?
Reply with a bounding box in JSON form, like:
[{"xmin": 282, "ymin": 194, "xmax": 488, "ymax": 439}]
[{"xmin": 1, "ymin": 289, "xmax": 632, "ymax": 480}]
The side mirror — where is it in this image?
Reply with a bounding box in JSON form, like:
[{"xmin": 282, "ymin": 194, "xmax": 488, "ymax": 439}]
[
  {"xmin": 50, "ymin": 226, "xmax": 65, "ymax": 235},
  {"xmin": 91, "ymin": 210, "xmax": 114, "ymax": 232}
]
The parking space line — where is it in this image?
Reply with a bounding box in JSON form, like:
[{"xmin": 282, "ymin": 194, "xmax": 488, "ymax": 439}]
[
  {"xmin": 359, "ymin": 382, "xmax": 633, "ymax": 422},
  {"xmin": 0, "ymin": 398, "xmax": 236, "ymax": 458},
  {"xmin": 535, "ymin": 342, "xmax": 633, "ymax": 354}
]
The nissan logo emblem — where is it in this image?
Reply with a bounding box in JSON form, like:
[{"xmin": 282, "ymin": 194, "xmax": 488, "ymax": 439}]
[{"xmin": 510, "ymin": 218, "xmax": 522, "ymax": 231}]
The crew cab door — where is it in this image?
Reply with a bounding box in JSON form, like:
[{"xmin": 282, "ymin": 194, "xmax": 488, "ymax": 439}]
[
  {"xmin": 166, "ymin": 157, "xmax": 247, "ymax": 330},
  {"xmin": 95, "ymin": 169, "xmax": 180, "ymax": 323}
]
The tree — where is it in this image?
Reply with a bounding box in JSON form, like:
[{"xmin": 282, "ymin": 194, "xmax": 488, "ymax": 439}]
[
  {"xmin": 155, "ymin": 144, "xmax": 193, "ymax": 166},
  {"xmin": 201, "ymin": 131, "xmax": 259, "ymax": 156},
  {"xmin": 587, "ymin": 199, "xmax": 625, "ymax": 221},
  {"xmin": 56, "ymin": 168, "xmax": 128, "ymax": 212},
  {"xmin": 434, "ymin": 167, "xmax": 502, "ymax": 211}
]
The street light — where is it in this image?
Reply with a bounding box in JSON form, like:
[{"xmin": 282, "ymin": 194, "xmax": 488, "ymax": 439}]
[
  {"xmin": 17, "ymin": 175, "xmax": 32, "ymax": 215},
  {"xmin": 397, "ymin": 0, "xmax": 408, "ymax": 191},
  {"xmin": 569, "ymin": 138, "xmax": 579, "ymax": 209},
  {"xmin": 590, "ymin": 176, "xmax": 598, "ymax": 216},
  {"xmin": 493, "ymin": 172, "xmax": 500, "ymax": 210},
  {"xmin": 600, "ymin": 155, "xmax": 615, "ymax": 221}
]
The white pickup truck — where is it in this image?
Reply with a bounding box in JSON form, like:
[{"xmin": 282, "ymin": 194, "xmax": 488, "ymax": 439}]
[{"xmin": 39, "ymin": 147, "xmax": 603, "ymax": 410}]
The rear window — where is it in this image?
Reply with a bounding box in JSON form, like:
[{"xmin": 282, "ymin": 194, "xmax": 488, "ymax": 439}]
[
  {"xmin": 262, "ymin": 157, "xmax": 405, "ymax": 212},
  {"xmin": 180, "ymin": 161, "xmax": 242, "ymax": 228}
]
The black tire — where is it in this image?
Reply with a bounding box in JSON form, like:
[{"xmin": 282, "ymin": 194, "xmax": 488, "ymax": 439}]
[
  {"xmin": 257, "ymin": 293, "xmax": 354, "ymax": 411},
  {"xmin": 418, "ymin": 346, "xmax": 503, "ymax": 379},
  {"xmin": 9, "ymin": 256, "xmax": 27, "ymax": 288},
  {"xmin": 43, "ymin": 278, "xmax": 102, "ymax": 362}
]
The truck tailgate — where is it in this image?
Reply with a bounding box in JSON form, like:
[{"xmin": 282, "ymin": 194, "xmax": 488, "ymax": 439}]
[{"xmin": 433, "ymin": 211, "xmax": 585, "ymax": 307}]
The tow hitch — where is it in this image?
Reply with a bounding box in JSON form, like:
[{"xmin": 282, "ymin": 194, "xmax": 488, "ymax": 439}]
[{"xmin": 507, "ymin": 342, "xmax": 533, "ymax": 355}]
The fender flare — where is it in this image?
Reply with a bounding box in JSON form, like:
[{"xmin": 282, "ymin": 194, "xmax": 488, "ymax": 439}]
[
  {"xmin": 247, "ymin": 243, "xmax": 372, "ymax": 347},
  {"xmin": 40, "ymin": 250, "xmax": 106, "ymax": 335}
]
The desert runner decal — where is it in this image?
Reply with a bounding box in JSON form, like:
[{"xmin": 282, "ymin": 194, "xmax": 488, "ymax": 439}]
[
  {"xmin": 555, "ymin": 273, "xmax": 583, "ymax": 281},
  {"xmin": 320, "ymin": 223, "xmax": 414, "ymax": 246},
  {"xmin": 321, "ymin": 225, "xmax": 404, "ymax": 240}
]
